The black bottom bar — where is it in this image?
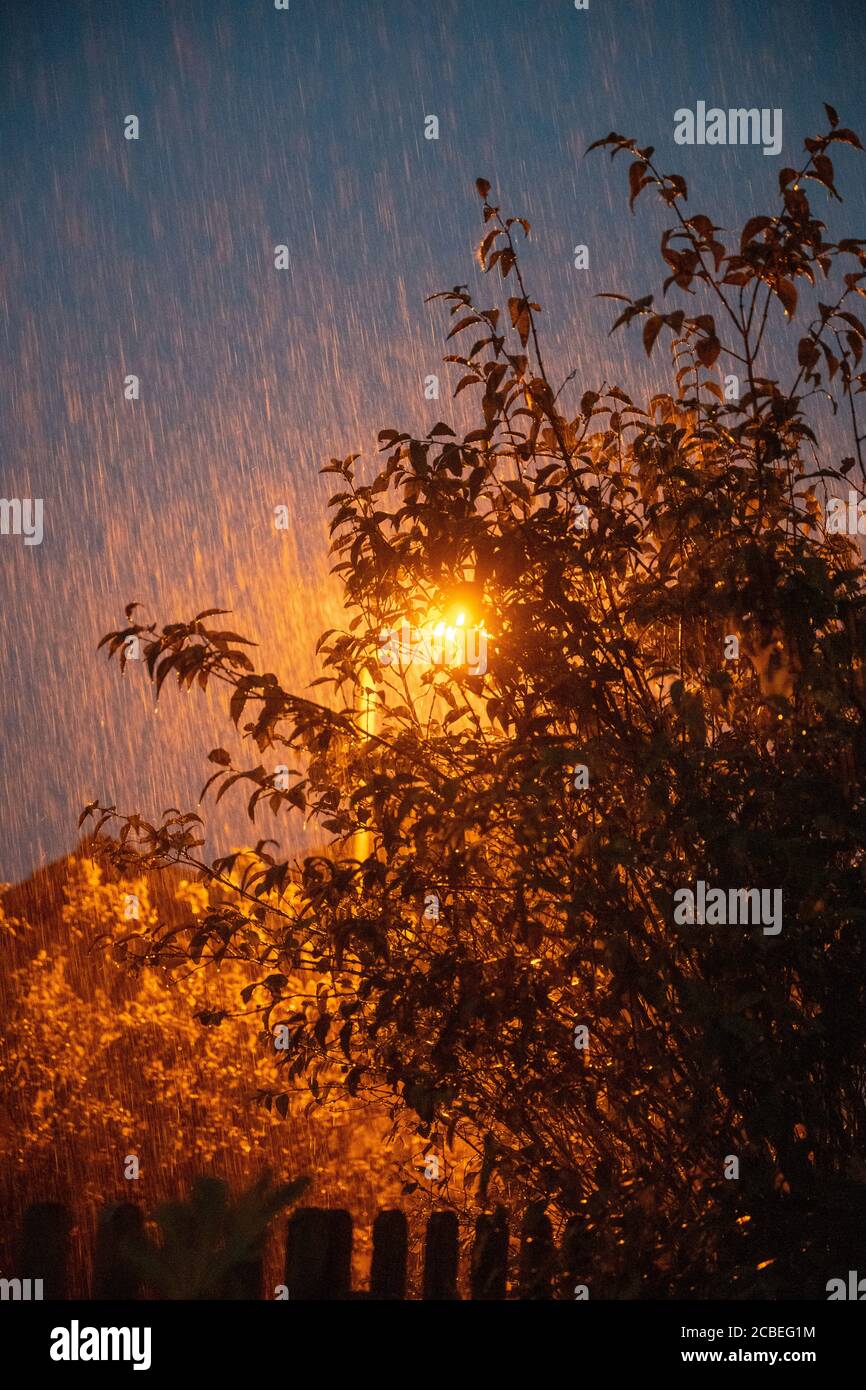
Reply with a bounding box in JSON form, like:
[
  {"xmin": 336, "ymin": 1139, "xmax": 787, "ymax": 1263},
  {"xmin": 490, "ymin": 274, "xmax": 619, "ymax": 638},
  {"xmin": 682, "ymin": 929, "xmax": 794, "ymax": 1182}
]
[{"xmin": 5, "ymin": 1298, "xmax": 858, "ymax": 1378}]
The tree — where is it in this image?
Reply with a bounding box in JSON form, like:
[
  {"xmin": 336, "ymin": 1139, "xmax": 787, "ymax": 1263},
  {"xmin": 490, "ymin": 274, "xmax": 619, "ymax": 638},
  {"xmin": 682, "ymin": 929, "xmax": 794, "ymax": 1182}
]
[{"xmin": 88, "ymin": 107, "xmax": 866, "ymax": 1294}]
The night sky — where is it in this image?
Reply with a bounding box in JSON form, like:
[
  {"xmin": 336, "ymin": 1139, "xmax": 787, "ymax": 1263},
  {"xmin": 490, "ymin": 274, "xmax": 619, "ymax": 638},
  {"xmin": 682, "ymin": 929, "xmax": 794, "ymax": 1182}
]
[{"xmin": 2, "ymin": 0, "xmax": 865, "ymax": 880}]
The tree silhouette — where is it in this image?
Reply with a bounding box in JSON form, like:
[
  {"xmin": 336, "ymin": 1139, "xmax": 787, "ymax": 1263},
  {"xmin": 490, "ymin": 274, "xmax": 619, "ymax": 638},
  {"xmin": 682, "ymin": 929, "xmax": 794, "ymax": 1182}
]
[{"xmin": 88, "ymin": 107, "xmax": 866, "ymax": 1293}]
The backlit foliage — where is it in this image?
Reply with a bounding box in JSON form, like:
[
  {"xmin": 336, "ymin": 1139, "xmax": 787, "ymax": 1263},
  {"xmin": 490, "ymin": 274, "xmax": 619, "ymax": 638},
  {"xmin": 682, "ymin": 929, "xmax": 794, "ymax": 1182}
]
[
  {"xmin": 0, "ymin": 858, "xmax": 403, "ymax": 1235},
  {"xmin": 89, "ymin": 110, "xmax": 866, "ymax": 1293}
]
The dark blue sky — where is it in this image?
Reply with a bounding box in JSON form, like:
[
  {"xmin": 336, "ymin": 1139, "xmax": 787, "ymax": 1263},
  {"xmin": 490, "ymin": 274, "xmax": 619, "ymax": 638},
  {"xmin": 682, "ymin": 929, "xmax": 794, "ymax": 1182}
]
[{"xmin": 2, "ymin": 0, "xmax": 865, "ymax": 878}]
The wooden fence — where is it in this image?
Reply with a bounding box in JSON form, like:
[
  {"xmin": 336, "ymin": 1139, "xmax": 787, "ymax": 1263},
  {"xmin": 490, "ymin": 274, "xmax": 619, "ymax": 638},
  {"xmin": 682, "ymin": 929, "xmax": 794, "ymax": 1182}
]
[{"xmin": 8, "ymin": 1201, "xmax": 588, "ymax": 1300}]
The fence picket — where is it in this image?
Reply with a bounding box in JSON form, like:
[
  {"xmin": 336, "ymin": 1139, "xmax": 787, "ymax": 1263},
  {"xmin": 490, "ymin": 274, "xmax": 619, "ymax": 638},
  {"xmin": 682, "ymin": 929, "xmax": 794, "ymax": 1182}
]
[
  {"xmin": 470, "ymin": 1208, "xmax": 509, "ymax": 1300},
  {"xmin": 370, "ymin": 1209, "xmax": 408, "ymax": 1299},
  {"xmin": 518, "ymin": 1206, "xmax": 554, "ymax": 1299},
  {"xmin": 92, "ymin": 1201, "xmax": 143, "ymax": 1300},
  {"xmin": 285, "ymin": 1206, "xmax": 352, "ymax": 1300},
  {"xmin": 20, "ymin": 1201, "xmax": 70, "ymax": 1300},
  {"xmin": 422, "ymin": 1209, "xmax": 459, "ymax": 1300}
]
